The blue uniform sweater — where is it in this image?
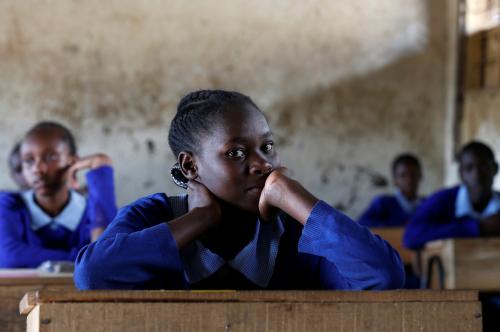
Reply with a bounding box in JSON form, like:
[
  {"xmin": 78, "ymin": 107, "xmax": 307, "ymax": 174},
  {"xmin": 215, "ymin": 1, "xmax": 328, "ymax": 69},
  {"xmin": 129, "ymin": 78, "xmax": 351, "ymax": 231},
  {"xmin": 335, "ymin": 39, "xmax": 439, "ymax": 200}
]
[
  {"xmin": 0, "ymin": 166, "xmax": 116, "ymax": 268},
  {"xmin": 358, "ymin": 195, "xmax": 415, "ymax": 227},
  {"xmin": 74, "ymin": 194, "xmax": 405, "ymax": 290},
  {"xmin": 403, "ymin": 186, "xmax": 486, "ymax": 249}
]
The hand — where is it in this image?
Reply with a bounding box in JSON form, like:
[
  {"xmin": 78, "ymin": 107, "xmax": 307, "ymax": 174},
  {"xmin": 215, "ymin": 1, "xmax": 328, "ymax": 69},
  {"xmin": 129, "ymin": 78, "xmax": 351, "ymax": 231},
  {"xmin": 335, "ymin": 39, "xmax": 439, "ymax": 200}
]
[
  {"xmin": 259, "ymin": 167, "xmax": 291, "ymax": 221},
  {"xmin": 66, "ymin": 153, "xmax": 113, "ymax": 190},
  {"xmin": 187, "ymin": 180, "xmax": 221, "ymax": 225},
  {"xmin": 259, "ymin": 167, "xmax": 318, "ymax": 224},
  {"xmin": 480, "ymin": 213, "xmax": 500, "ymax": 236}
]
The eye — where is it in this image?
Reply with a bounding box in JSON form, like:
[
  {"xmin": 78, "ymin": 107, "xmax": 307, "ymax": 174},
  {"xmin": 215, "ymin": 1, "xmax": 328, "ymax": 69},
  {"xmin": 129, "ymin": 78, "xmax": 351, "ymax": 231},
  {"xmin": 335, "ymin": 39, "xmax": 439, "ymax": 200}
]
[
  {"xmin": 44, "ymin": 154, "xmax": 60, "ymax": 163},
  {"xmin": 226, "ymin": 148, "xmax": 246, "ymax": 159},
  {"xmin": 22, "ymin": 158, "xmax": 35, "ymax": 167},
  {"xmin": 262, "ymin": 142, "xmax": 274, "ymax": 153}
]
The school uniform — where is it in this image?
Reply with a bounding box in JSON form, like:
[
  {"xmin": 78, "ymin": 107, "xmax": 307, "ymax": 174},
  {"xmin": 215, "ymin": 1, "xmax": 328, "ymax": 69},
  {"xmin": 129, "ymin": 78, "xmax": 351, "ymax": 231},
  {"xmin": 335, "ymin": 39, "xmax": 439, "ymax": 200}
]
[
  {"xmin": 0, "ymin": 166, "xmax": 117, "ymax": 268},
  {"xmin": 403, "ymin": 185, "xmax": 500, "ymax": 249},
  {"xmin": 74, "ymin": 194, "xmax": 405, "ymax": 290},
  {"xmin": 358, "ymin": 190, "xmax": 423, "ymax": 227}
]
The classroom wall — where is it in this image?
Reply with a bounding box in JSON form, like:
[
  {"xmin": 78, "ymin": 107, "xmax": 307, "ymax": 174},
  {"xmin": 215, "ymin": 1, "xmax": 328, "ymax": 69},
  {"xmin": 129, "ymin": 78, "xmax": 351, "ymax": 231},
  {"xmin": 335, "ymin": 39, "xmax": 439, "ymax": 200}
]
[{"xmin": 0, "ymin": 0, "xmax": 458, "ymax": 217}]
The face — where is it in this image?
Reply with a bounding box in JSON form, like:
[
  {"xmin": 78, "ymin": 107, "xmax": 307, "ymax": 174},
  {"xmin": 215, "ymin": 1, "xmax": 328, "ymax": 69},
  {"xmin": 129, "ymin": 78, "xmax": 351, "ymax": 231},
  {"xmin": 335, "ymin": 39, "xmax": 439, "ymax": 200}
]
[
  {"xmin": 20, "ymin": 131, "xmax": 75, "ymax": 198},
  {"xmin": 459, "ymin": 151, "xmax": 498, "ymax": 200},
  {"xmin": 393, "ymin": 162, "xmax": 421, "ymax": 199},
  {"xmin": 192, "ymin": 103, "xmax": 280, "ymax": 214}
]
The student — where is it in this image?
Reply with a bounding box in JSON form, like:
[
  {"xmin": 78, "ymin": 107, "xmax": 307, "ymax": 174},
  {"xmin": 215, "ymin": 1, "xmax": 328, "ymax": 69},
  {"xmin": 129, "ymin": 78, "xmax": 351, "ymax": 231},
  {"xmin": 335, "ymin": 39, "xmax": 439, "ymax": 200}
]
[
  {"xmin": 403, "ymin": 141, "xmax": 500, "ymax": 249},
  {"xmin": 358, "ymin": 154, "xmax": 423, "ymax": 227},
  {"xmin": 75, "ymin": 90, "xmax": 404, "ymax": 290},
  {"xmin": 8, "ymin": 141, "xmax": 30, "ymax": 190},
  {"xmin": 0, "ymin": 122, "xmax": 117, "ymax": 268}
]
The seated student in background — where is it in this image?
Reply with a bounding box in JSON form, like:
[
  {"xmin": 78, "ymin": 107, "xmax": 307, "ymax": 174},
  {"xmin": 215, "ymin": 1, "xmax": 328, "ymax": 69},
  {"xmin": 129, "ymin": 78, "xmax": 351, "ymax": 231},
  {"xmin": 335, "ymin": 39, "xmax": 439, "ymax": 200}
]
[
  {"xmin": 358, "ymin": 153, "xmax": 424, "ymax": 227},
  {"xmin": 404, "ymin": 141, "xmax": 500, "ymax": 250},
  {"xmin": 0, "ymin": 121, "xmax": 117, "ymax": 268},
  {"xmin": 8, "ymin": 142, "xmax": 30, "ymax": 190},
  {"xmin": 74, "ymin": 90, "xmax": 404, "ymax": 290}
]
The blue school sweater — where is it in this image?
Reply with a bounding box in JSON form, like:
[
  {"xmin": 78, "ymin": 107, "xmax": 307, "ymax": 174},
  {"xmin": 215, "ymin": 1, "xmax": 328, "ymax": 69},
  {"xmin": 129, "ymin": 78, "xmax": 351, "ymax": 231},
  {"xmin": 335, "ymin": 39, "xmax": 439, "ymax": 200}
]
[
  {"xmin": 0, "ymin": 166, "xmax": 117, "ymax": 268},
  {"xmin": 74, "ymin": 194, "xmax": 405, "ymax": 290},
  {"xmin": 403, "ymin": 186, "xmax": 500, "ymax": 249},
  {"xmin": 358, "ymin": 192, "xmax": 422, "ymax": 227}
]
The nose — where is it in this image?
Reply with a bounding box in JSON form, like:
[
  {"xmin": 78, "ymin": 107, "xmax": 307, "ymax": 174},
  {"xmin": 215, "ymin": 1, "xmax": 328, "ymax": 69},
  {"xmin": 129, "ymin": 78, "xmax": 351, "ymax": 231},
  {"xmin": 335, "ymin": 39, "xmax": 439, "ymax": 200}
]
[
  {"xmin": 249, "ymin": 152, "xmax": 273, "ymax": 175},
  {"xmin": 32, "ymin": 158, "xmax": 47, "ymax": 175}
]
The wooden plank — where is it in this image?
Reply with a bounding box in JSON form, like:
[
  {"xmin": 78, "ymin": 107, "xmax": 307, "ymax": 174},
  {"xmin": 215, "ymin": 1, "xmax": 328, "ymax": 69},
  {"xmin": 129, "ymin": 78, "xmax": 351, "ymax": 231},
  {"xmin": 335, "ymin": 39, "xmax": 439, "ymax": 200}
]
[
  {"xmin": 0, "ymin": 285, "xmax": 73, "ymax": 332},
  {"xmin": 370, "ymin": 227, "xmax": 414, "ymax": 265},
  {"xmin": 19, "ymin": 289, "xmax": 480, "ymax": 315},
  {"xmin": 25, "ymin": 301, "xmax": 482, "ymax": 332},
  {"xmin": 465, "ymin": 32, "xmax": 484, "ymax": 90},
  {"xmin": 0, "ymin": 271, "xmax": 74, "ymax": 332},
  {"xmin": 422, "ymin": 238, "xmax": 500, "ymax": 290}
]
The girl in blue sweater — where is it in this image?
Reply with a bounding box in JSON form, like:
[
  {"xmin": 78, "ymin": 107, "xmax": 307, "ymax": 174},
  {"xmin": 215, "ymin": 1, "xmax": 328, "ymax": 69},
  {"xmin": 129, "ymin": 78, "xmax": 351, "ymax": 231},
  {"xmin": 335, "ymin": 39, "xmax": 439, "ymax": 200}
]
[
  {"xmin": 75, "ymin": 90, "xmax": 404, "ymax": 290},
  {"xmin": 0, "ymin": 122, "xmax": 117, "ymax": 267}
]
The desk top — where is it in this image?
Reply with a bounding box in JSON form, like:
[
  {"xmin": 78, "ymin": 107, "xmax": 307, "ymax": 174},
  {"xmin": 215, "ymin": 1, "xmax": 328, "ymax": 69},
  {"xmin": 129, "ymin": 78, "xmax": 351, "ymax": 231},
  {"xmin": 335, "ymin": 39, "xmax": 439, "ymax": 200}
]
[
  {"xmin": 0, "ymin": 269, "xmax": 73, "ymax": 286},
  {"xmin": 19, "ymin": 289, "xmax": 478, "ymax": 315}
]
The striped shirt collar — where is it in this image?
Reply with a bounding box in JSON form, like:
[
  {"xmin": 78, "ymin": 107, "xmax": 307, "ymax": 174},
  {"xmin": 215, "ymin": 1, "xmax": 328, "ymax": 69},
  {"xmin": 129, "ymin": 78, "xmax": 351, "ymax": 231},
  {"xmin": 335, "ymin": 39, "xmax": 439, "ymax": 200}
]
[
  {"xmin": 21, "ymin": 190, "xmax": 87, "ymax": 231},
  {"xmin": 455, "ymin": 185, "xmax": 500, "ymax": 220},
  {"xmin": 180, "ymin": 215, "xmax": 285, "ymax": 288}
]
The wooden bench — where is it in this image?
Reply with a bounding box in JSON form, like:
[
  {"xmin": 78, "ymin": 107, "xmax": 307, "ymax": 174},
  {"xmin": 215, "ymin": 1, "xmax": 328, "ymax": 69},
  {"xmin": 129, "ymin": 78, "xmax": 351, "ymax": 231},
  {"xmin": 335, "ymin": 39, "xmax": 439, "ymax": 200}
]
[
  {"xmin": 370, "ymin": 227, "xmax": 414, "ymax": 265},
  {"xmin": 0, "ymin": 269, "xmax": 74, "ymax": 332},
  {"xmin": 421, "ymin": 238, "xmax": 500, "ymax": 290},
  {"xmin": 20, "ymin": 289, "xmax": 482, "ymax": 331}
]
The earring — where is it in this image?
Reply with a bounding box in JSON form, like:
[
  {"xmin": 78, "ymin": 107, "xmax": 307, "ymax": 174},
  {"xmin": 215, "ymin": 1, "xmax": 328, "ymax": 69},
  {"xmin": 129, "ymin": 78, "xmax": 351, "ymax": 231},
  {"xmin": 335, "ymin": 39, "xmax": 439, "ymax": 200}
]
[{"xmin": 170, "ymin": 163, "xmax": 188, "ymax": 189}]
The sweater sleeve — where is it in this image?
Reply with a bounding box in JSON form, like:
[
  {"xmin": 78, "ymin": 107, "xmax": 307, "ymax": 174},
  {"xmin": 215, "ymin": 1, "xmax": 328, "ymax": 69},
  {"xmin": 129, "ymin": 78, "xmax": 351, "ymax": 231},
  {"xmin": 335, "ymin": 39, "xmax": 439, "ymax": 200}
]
[
  {"xmin": 298, "ymin": 200, "xmax": 405, "ymax": 290},
  {"xmin": 85, "ymin": 166, "xmax": 117, "ymax": 229},
  {"xmin": 74, "ymin": 194, "xmax": 186, "ymax": 290},
  {"xmin": 403, "ymin": 190, "xmax": 480, "ymax": 250},
  {"xmin": 0, "ymin": 194, "xmax": 74, "ymax": 268},
  {"xmin": 357, "ymin": 196, "xmax": 385, "ymax": 227}
]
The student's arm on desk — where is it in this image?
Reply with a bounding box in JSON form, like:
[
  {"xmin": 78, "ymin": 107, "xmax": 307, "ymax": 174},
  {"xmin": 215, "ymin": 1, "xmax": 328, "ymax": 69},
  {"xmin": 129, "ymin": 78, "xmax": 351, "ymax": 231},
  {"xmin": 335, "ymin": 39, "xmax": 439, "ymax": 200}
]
[
  {"xmin": 74, "ymin": 194, "xmax": 188, "ymax": 290},
  {"xmin": 259, "ymin": 169, "xmax": 405, "ymax": 290},
  {"xmin": 0, "ymin": 195, "xmax": 76, "ymax": 268},
  {"xmin": 403, "ymin": 192, "xmax": 480, "ymax": 250},
  {"xmin": 298, "ymin": 201, "xmax": 405, "ymax": 289}
]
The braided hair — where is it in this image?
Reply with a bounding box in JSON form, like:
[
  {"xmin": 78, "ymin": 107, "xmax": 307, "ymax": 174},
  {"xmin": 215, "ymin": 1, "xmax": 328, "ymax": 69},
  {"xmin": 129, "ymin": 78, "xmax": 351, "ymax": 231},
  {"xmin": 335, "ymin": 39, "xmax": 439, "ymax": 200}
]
[{"xmin": 168, "ymin": 90, "xmax": 258, "ymax": 158}]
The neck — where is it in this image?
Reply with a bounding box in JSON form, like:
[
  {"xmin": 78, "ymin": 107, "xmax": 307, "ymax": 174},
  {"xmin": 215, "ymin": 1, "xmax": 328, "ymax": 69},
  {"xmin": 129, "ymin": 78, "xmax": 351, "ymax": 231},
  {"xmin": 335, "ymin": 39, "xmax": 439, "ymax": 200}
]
[
  {"xmin": 469, "ymin": 188, "xmax": 493, "ymax": 213},
  {"xmin": 401, "ymin": 190, "xmax": 417, "ymax": 202},
  {"xmin": 201, "ymin": 203, "xmax": 258, "ymax": 260},
  {"xmin": 34, "ymin": 189, "xmax": 71, "ymax": 217}
]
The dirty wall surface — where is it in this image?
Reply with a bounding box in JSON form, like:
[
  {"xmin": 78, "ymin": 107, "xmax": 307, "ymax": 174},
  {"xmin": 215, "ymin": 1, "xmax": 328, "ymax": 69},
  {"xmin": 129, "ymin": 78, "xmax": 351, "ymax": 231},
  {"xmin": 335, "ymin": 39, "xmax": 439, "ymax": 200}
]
[{"xmin": 0, "ymin": 0, "xmax": 454, "ymax": 216}]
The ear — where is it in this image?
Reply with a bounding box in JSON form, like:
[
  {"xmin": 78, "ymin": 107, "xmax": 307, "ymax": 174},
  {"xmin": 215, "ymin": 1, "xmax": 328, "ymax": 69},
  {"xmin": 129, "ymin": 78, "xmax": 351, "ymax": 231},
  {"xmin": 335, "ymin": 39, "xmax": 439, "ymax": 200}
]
[{"xmin": 178, "ymin": 151, "xmax": 198, "ymax": 180}]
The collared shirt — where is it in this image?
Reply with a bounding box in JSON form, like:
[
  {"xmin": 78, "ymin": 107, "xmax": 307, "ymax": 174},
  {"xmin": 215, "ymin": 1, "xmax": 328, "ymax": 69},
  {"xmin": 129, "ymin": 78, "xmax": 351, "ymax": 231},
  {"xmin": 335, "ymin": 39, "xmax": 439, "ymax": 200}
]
[
  {"xmin": 21, "ymin": 190, "xmax": 87, "ymax": 232},
  {"xmin": 394, "ymin": 190, "xmax": 422, "ymax": 214},
  {"xmin": 180, "ymin": 216, "xmax": 285, "ymax": 288},
  {"xmin": 455, "ymin": 185, "xmax": 500, "ymax": 220}
]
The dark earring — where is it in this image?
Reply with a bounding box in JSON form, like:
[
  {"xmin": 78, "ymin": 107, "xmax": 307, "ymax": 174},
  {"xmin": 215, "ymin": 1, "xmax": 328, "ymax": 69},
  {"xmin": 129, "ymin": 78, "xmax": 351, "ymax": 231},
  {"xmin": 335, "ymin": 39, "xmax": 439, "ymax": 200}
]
[{"xmin": 170, "ymin": 163, "xmax": 188, "ymax": 189}]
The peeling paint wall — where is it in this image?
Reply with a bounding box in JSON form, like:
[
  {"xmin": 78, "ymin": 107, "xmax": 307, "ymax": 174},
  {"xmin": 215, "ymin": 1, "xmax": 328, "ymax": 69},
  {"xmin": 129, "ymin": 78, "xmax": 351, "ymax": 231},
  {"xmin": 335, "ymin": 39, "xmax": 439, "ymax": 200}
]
[{"xmin": 0, "ymin": 0, "xmax": 457, "ymax": 217}]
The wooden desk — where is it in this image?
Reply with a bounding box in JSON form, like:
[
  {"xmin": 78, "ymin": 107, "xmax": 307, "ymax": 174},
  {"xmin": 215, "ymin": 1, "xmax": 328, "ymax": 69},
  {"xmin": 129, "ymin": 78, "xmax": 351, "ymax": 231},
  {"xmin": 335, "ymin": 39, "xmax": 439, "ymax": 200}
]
[
  {"xmin": 20, "ymin": 289, "xmax": 481, "ymax": 331},
  {"xmin": 421, "ymin": 238, "xmax": 500, "ymax": 290},
  {"xmin": 0, "ymin": 270, "xmax": 74, "ymax": 332},
  {"xmin": 370, "ymin": 227, "xmax": 414, "ymax": 265}
]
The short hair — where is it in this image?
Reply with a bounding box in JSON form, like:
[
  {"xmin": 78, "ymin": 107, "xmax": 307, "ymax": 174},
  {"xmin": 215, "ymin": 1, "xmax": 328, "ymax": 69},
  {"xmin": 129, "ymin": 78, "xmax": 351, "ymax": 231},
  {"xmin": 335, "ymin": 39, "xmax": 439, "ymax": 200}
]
[
  {"xmin": 168, "ymin": 90, "xmax": 259, "ymax": 158},
  {"xmin": 391, "ymin": 153, "xmax": 422, "ymax": 174},
  {"xmin": 24, "ymin": 121, "xmax": 77, "ymax": 155},
  {"xmin": 457, "ymin": 141, "xmax": 496, "ymax": 163}
]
